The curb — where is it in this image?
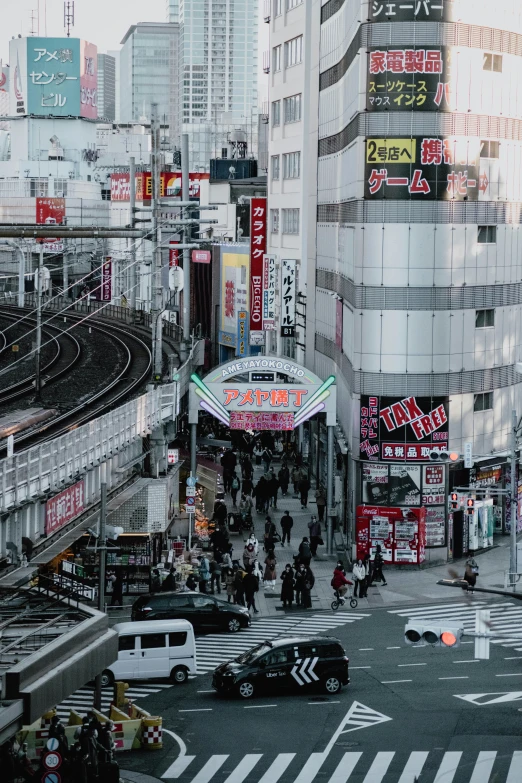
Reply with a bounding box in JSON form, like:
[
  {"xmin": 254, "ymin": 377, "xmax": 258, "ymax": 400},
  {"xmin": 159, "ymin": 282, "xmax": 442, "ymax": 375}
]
[{"xmin": 122, "ymin": 771, "xmax": 165, "ymax": 783}]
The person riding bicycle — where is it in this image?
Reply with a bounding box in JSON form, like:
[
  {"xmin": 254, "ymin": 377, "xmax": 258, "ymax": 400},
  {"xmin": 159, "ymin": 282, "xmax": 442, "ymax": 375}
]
[{"xmin": 331, "ymin": 565, "xmax": 353, "ymax": 598}]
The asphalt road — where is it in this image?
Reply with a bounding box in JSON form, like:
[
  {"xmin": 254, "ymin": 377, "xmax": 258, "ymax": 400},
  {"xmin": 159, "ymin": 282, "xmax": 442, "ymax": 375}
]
[{"xmin": 120, "ymin": 595, "xmax": 522, "ymax": 782}]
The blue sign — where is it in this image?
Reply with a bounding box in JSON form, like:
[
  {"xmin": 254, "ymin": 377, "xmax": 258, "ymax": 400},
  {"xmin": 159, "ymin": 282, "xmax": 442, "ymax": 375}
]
[
  {"xmin": 27, "ymin": 38, "xmax": 81, "ymax": 116},
  {"xmin": 218, "ymin": 330, "xmax": 237, "ymax": 348},
  {"xmin": 236, "ymin": 310, "xmax": 249, "ymax": 358},
  {"xmin": 42, "ymin": 773, "xmax": 61, "ymax": 783}
]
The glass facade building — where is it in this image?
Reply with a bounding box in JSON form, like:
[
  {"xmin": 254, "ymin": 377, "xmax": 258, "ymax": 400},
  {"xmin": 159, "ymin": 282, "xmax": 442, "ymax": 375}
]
[{"xmin": 97, "ymin": 54, "xmax": 116, "ymax": 122}]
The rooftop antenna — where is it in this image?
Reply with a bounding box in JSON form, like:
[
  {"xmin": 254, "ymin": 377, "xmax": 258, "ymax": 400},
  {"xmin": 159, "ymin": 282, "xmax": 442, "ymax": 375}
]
[
  {"xmin": 29, "ymin": 10, "xmax": 38, "ymax": 36},
  {"xmin": 64, "ymin": 1, "xmax": 75, "ymax": 37}
]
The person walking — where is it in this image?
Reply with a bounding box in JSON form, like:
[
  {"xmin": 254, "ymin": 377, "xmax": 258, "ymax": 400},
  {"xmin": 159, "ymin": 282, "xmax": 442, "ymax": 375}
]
[
  {"xmin": 199, "ymin": 555, "xmax": 211, "ymax": 593},
  {"xmin": 254, "ymin": 443, "xmax": 263, "ymax": 466},
  {"xmin": 225, "ymin": 568, "xmax": 236, "ymax": 603},
  {"xmin": 308, "ymin": 515, "xmax": 322, "ymax": 557},
  {"xmin": 230, "ymin": 472, "xmax": 241, "ymax": 506},
  {"xmin": 298, "ymin": 474, "xmax": 311, "ymax": 508},
  {"xmin": 278, "ymin": 464, "xmax": 290, "ymax": 496},
  {"xmin": 352, "ymin": 559, "xmax": 366, "ymax": 597},
  {"xmin": 264, "ymin": 516, "xmax": 277, "ymax": 552},
  {"xmin": 233, "ymin": 564, "xmax": 246, "ymax": 606},
  {"xmin": 464, "ymin": 556, "xmax": 479, "ymax": 587},
  {"xmin": 243, "ymin": 567, "xmax": 260, "ymax": 614},
  {"xmin": 243, "ymin": 542, "xmax": 257, "ymax": 571},
  {"xmin": 262, "ymin": 447, "xmax": 273, "ymax": 473},
  {"xmin": 296, "ymin": 563, "xmax": 315, "ymax": 609},
  {"xmin": 242, "ymin": 475, "xmax": 253, "ymax": 497},
  {"xmin": 298, "ymin": 537, "xmax": 312, "ymax": 567},
  {"xmin": 241, "ymin": 455, "xmax": 253, "ymax": 480},
  {"xmin": 151, "ymin": 568, "xmax": 162, "ymax": 592},
  {"xmin": 315, "ymin": 487, "xmax": 327, "ymax": 522},
  {"xmin": 372, "ymin": 545, "xmax": 387, "ymax": 586},
  {"xmin": 209, "ymin": 553, "xmax": 223, "ymax": 595},
  {"xmin": 332, "ymin": 564, "xmax": 353, "ymax": 597},
  {"xmin": 292, "ymin": 466, "xmax": 301, "ymax": 498},
  {"xmin": 253, "ymin": 476, "xmax": 269, "ymax": 513},
  {"xmin": 161, "ymin": 567, "xmax": 176, "ymax": 591},
  {"xmin": 110, "ymin": 571, "xmax": 124, "ymax": 606},
  {"xmin": 280, "ymin": 564, "xmax": 295, "ymax": 608},
  {"xmin": 280, "ymin": 511, "xmax": 293, "ymax": 547},
  {"xmin": 263, "ymin": 550, "xmax": 277, "ymax": 591},
  {"xmin": 363, "ymin": 553, "xmax": 373, "ymax": 590},
  {"xmin": 268, "ymin": 474, "xmax": 280, "ymax": 509}
]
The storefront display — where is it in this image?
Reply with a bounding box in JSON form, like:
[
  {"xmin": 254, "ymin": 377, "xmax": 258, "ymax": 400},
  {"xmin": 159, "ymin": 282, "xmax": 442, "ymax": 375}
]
[
  {"xmin": 356, "ymin": 505, "xmax": 426, "ymax": 565},
  {"xmin": 425, "ymin": 506, "xmax": 446, "ymax": 547}
]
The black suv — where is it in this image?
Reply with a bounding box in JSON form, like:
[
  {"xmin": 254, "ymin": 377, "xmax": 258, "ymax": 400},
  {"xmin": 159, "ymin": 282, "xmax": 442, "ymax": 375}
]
[
  {"xmin": 131, "ymin": 591, "xmax": 251, "ymax": 633},
  {"xmin": 212, "ymin": 636, "xmax": 349, "ymax": 699}
]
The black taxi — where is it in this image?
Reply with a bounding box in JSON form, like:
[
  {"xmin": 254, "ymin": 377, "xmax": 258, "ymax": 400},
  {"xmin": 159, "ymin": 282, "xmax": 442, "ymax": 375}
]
[{"xmin": 212, "ymin": 636, "xmax": 349, "ymax": 699}]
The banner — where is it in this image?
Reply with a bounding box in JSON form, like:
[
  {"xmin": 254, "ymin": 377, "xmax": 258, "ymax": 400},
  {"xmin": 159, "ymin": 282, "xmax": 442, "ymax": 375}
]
[
  {"xmin": 422, "ymin": 465, "xmax": 446, "ymax": 505},
  {"xmin": 281, "ymin": 259, "xmax": 296, "ymax": 337},
  {"xmin": 236, "ymin": 310, "xmax": 249, "ymax": 357},
  {"xmin": 95, "ymin": 257, "xmax": 112, "ymax": 302},
  {"xmin": 220, "ymin": 248, "xmax": 249, "ymax": 348},
  {"xmin": 250, "ymin": 197, "xmax": 266, "ymax": 338},
  {"xmin": 45, "ymin": 481, "xmax": 85, "ymax": 535},
  {"xmin": 262, "ymin": 254, "xmax": 276, "ymax": 330},
  {"xmin": 369, "ymin": 1, "xmax": 448, "ymax": 22},
  {"xmin": 80, "ymin": 40, "xmax": 98, "ymax": 119},
  {"xmin": 110, "ymin": 172, "xmax": 210, "ymax": 202},
  {"xmin": 36, "ymin": 197, "xmax": 65, "ymax": 253},
  {"xmin": 367, "ymin": 47, "xmax": 451, "ymax": 113},
  {"xmin": 169, "ymin": 242, "xmax": 179, "ymax": 267}
]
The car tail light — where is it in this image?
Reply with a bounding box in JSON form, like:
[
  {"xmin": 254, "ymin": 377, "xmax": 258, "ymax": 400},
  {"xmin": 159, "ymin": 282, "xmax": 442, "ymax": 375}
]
[{"xmin": 343, "ymin": 657, "xmax": 349, "ymax": 662}]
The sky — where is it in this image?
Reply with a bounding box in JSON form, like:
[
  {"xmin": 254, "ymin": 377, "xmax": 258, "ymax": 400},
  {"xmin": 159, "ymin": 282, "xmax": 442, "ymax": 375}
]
[{"xmin": 0, "ymin": 0, "xmax": 268, "ymax": 95}]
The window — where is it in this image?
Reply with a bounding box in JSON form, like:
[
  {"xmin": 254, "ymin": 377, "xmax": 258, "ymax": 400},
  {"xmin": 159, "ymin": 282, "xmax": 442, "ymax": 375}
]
[
  {"xmin": 284, "ymin": 35, "xmax": 303, "ymax": 68},
  {"xmin": 283, "ymin": 151, "xmax": 301, "ymax": 179},
  {"xmin": 284, "ymin": 94, "xmax": 302, "ymax": 123},
  {"xmin": 141, "ymin": 633, "xmax": 167, "ymax": 649},
  {"xmin": 478, "ymin": 225, "xmax": 496, "ymax": 244},
  {"xmin": 271, "ymin": 155, "xmax": 280, "ymax": 180},
  {"xmin": 286, "ymin": 0, "xmax": 303, "ymax": 8},
  {"xmin": 265, "ymin": 649, "xmax": 293, "ymax": 665},
  {"xmin": 474, "ymin": 392, "xmax": 493, "ymax": 412},
  {"xmin": 274, "ymin": 0, "xmax": 282, "ymax": 15},
  {"xmin": 270, "ymin": 209, "xmax": 280, "ymax": 234},
  {"xmin": 272, "ymin": 100, "xmax": 281, "ymax": 127},
  {"xmin": 483, "ymin": 52, "xmax": 502, "ymax": 72},
  {"xmin": 475, "ymin": 309, "xmax": 495, "ymax": 328},
  {"xmin": 282, "ymin": 208, "xmax": 300, "ymax": 234},
  {"xmin": 192, "ymin": 596, "xmax": 216, "ymax": 609},
  {"xmin": 273, "ymin": 45, "xmax": 282, "ymax": 72},
  {"xmin": 169, "ymin": 594, "xmax": 192, "ymax": 608},
  {"xmin": 169, "ymin": 632, "xmax": 188, "ymax": 647},
  {"xmin": 118, "ymin": 636, "xmax": 136, "ymax": 652},
  {"xmin": 480, "ymin": 140, "xmax": 500, "ymax": 159}
]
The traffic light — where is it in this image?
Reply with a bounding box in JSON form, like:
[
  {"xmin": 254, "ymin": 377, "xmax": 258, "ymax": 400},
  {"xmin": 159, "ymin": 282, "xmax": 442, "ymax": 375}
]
[
  {"xmin": 450, "ymin": 492, "xmax": 458, "ymax": 511},
  {"xmin": 466, "ymin": 497, "xmax": 475, "ymax": 516},
  {"xmin": 429, "ymin": 449, "xmax": 460, "ymax": 462},
  {"xmin": 404, "ymin": 622, "xmax": 463, "ymax": 647}
]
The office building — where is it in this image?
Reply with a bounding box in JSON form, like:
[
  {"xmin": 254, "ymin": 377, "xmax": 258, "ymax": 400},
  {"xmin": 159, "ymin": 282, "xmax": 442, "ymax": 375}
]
[
  {"xmin": 97, "ymin": 53, "xmax": 116, "ymax": 122},
  {"xmin": 267, "ymin": 0, "xmax": 522, "ymax": 557},
  {"xmin": 168, "ymin": 0, "xmax": 259, "ymax": 170}
]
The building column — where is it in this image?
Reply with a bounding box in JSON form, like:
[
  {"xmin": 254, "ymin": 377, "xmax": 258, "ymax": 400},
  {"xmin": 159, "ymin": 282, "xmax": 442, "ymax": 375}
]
[{"xmin": 327, "ymin": 424, "xmax": 335, "ymax": 556}]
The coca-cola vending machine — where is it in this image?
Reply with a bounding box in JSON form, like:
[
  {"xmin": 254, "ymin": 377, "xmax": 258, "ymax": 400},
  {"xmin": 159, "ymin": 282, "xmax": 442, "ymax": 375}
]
[{"xmin": 356, "ymin": 505, "xmax": 426, "ymax": 565}]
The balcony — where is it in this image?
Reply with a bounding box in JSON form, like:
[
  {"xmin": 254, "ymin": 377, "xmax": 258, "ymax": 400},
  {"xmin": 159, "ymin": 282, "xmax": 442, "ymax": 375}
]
[{"xmin": 264, "ymin": 0, "xmax": 271, "ymax": 22}]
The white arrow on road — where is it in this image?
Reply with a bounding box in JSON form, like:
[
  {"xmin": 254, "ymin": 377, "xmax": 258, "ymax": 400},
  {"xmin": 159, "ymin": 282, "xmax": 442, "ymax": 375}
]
[
  {"xmin": 455, "ymin": 691, "xmax": 522, "ymax": 706},
  {"xmin": 323, "ymin": 701, "xmax": 392, "ymax": 756}
]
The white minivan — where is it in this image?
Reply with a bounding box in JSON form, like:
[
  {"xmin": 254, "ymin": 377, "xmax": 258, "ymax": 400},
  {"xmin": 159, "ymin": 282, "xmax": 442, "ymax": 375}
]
[{"xmin": 101, "ymin": 619, "xmax": 196, "ymax": 686}]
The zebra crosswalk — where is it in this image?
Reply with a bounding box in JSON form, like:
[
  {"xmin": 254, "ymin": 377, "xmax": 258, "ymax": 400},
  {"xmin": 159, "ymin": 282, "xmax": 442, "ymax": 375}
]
[
  {"xmin": 388, "ymin": 600, "xmax": 522, "ymax": 651},
  {"xmin": 53, "ymin": 682, "xmax": 174, "ymax": 720},
  {"xmin": 195, "ymin": 611, "xmax": 371, "ymax": 673},
  {"xmin": 161, "ymin": 749, "xmax": 522, "ymax": 782}
]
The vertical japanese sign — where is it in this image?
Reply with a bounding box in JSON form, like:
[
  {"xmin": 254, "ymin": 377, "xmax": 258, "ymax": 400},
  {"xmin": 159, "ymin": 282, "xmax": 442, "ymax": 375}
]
[
  {"xmin": 262, "ymin": 254, "xmax": 276, "ymax": 330},
  {"xmin": 236, "ymin": 310, "xmax": 249, "ymax": 357},
  {"xmin": 36, "ymin": 197, "xmax": 65, "ymax": 253},
  {"xmin": 97, "ymin": 257, "xmax": 112, "ymax": 302},
  {"xmin": 45, "ymin": 480, "xmax": 85, "ymax": 535},
  {"xmin": 169, "ymin": 242, "xmax": 179, "ymax": 267},
  {"xmin": 250, "ymin": 197, "xmax": 266, "ymax": 342},
  {"xmin": 220, "ymin": 248, "xmax": 249, "ymax": 348},
  {"xmin": 80, "ymin": 40, "xmax": 98, "ymax": 119},
  {"xmin": 281, "ymin": 260, "xmax": 296, "ymax": 337}
]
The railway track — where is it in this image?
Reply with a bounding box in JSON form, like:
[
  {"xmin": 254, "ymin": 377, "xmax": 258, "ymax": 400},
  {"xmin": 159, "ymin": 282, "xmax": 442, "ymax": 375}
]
[{"xmin": 0, "ymin": 305, "xmax": 152, "ymax": 453}]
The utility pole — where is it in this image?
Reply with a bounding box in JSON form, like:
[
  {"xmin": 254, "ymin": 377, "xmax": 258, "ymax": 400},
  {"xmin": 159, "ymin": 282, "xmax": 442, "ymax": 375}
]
[
  {"xmin": 181, "ymin": 133, "xmax": 191, "ymax": 346},
  {"xmin": 510, "ymin": 408, "xmax": 518, "ymax": 590},
  {"xmin": 63, "ymin": 238, "xmax": 69, "ymax": 298},
  {"xmin": 94, "ymin": 461, "xmax": 108, "ymax": 711},
  {"xmin": 34, "ymin": 244, "xmax": 44, "ymax": 400},
  {"xmin": 150, "ymin": 104, "xmax": 163, "ymax": 384},
  {"xmin": 129, "ymin": 156, "xmax": 137, "ymax": 312}
]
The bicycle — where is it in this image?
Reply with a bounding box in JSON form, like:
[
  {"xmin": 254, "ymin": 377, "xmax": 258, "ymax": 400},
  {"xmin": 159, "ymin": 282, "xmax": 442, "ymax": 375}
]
[{"xmin": 331, "ymin": 588, "xmax": 358, "ymax": 611}]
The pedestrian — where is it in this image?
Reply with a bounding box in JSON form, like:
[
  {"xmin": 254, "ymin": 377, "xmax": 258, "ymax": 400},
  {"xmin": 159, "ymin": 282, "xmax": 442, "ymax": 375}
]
[
  {"xmin": 242, "ymin": 475, "xmax": 253, "ymax": 496},
  {"xmin": 292, "ymin": 466, "xmax": 301, "ymax": 498},
  {"xmin": 110, "ymin": 571, "xmax": 124, "ymax": 606},
  {"xmin": 225, "ymin": 568, "xmax": 236, "ymax": 603},
  {"xmin": 263, "ymin": 549, "xmax": 277, "ymax": 591},
  {"xmin": 298, "ymin": 474, "xmax": 311, "ymax": 508},
  {"xmin": 363, "ymin": 553, "xmax": 372, "ymax": 589},
  {"xmin": 209, "ymin": 553, "xmax": 222, "ymax": 594},
  {"xmin": 233, "ymin": 564, "xmax": 246, "ymax": 605},
  {"xmin": 280, "ymin": 511, "xmax": 294, "ymax": 546},
  {"xmin": 278, "ymin": 464, "xmax": 290, "ymax": 496},
  {"xmin": 243, "ymin": 567, "xmax": 259, "ymax": 613},
  {"xmin": 332, "ymin": 564, "xmax": 353, "ymax": 597},
  {"xmin": 214, "ymin": 499, "xmax": 228, "ymax": 527},
  {"xmin": 262, "ymin": 447, "xmax": 273, "ymax": 473},
  {"xmin": 243, "ymin": 542, "xmax": 257, "ymax": 570},
  {"xmin": 246, "ymin": 531, "xmax": 259, "ymax": 555},
  {"xmin": 230, "ymin": 472, "xmax": 241, "ymax": 506},
  {"xmin": 268, "ymin": 473, "xmax": 280, "ymax": 509},
  {"xmin": 199, "ymin": 555, "xmax": 211, "ymax": 593},
  {"xmin": 298, "ymin": 536, "xmax": 312, "ymax": 567},
  {"xmin": 464, "ymin": 556, "xmax": 479, "ymax": 587},
  {"xmin": 372, "ymin": 545, "xmax": 387, "ymax": 586},
  {"xmin": 280, "ymin": 564, "xmax": 295, "ymax": 608},
  {"xmin": 296, "ymin": 563, "xmax": 315, "ymax": 609},
  {"xmin": 308, "ymin": 515, "xmax": 322, "ymax": 557},
  {"xmin": 352, "ymin": 558, "xmax": 366, "ymax": 598},
  {"xmin": 253, "ymin": 476, "xmax": 269, "ymax": 513},
  {"xmin": 264, "ymin": 516, "xmax": 277, "ymax": 552},
  {"xmin": 185, "ymin": 573, "xmax": 198, "ymax": 591},
  {"xmin": 315, "ymin": 487, "xmax": 326, "ymax": 522},
  {"xmin": 241, "ymin": 455, "xmax": 253, "ymax": 480},
  {"xmin": 151, "ymin": 568, "xmax": 162, "ymax": 592},
  {"xmin": 254, "ymin": 443, "xmax": 263, "ymax": 465}
]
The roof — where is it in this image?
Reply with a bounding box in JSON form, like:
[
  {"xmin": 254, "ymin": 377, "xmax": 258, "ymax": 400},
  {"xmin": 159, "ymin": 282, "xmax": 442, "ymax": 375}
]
[
  {"xmin": 121, "ymin": 22, "xmax": 179, "ymax": 45},
  {"xmin": 269, "ymin": 636, "xmax": 341, "ymax": 648},
  {"xmin": 115, "ymin": 619, "xmax": 193, "ymax": 634}
]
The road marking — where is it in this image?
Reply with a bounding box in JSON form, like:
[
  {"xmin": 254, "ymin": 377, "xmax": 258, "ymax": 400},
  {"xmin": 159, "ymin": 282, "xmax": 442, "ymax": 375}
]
[
  {"xmin": 223, "ymin": 754, "xmax": 262, "ymax": 783},
  {"xmin": 243, "ymin": 704, "xmax": 278, "ymax": 709},
  {"xmin": 461, "ymin": 641, "xmax": 474, "ymax": 644},
  {"xmin": 323, "ymin": 701, "xmax": 393, "ymax": 755},
  {"xmin": 505, "ymin": 656, "xmax": 522, "ymax": 660},
  {"xmin": 161, "ymin": 754, "xmax": 195, "ymax": 779},
  {"xmin": 507, "ymin": 750, "xmax": 522, "ymax": 782},
  {"xmin": 257, "ymin": 754, "xmax": 296, "ymax": 783},
  {"xmin": 453, "ymin": 659, "xmax": 480, "ymax": 664},
  {"xmin": 381, "ymin": 679, "xmax": 412, "ymax": 684},
  {"xmin": 178, "ymin": 708, "xmax": 213, "ymax": 712},
  {"xmin": 439, "ymin": 676, "xmax": 469, "ymax": 680},
  {"xmin": 327, "ymin": 752, "xmax": 362, "ymax": 782},
  {"xmin": 308, "ymin": 701, "xmax": 340, "ymax": 705},
  {"xmin": 469, "ymin": 751, "xmax": 497, "ymax": 783},
  {"xmin": 293, "ymin": 752, "xmax": 327, "ymax": 783},
  {"xmin": 189, "ymin": 755, "xmax": 229, "ymax": 783},
  {"xmin": 359, "ymin": 648, "xmax": 374, "ymax": 651},
  {"xmin": 398, "ymin": 663, "xmax": 426, "ymax": 667},
  {"xmin": 397, "ymin": 751, "xmax": 429, "ymax": 782},
  {"xmin": 386, "ymin": 646, "xmax": 401, "ymax": 649},
  {"xmin": 362, "ymin": 751, "xmax": 394, "ymax": 782},
  {"xmin": 351, "ymin": 666, "xmax": 372, "ymax": 669},
  {"xmin": 495, "ymin": 673, "xmax": 522, "ymax": 677},
  {"xmin": 197, "ymin": 690, "xmax": 215, "ymax": 693},
  {"xmin": 433, "ymin": 751, "xmax": 462, "ymax": 782}
]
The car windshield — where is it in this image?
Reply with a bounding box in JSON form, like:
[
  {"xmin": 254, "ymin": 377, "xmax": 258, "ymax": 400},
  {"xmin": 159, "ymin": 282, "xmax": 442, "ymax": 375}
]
[{"xmin": 236, "ymin": 642, "xmax": 272, "ymax": 664}]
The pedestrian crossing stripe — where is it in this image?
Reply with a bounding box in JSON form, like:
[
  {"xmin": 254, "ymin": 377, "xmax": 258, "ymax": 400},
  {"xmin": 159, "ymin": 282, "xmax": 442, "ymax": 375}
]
[
  {"xmin": 160, "ymin": 749, "xmax": 522, "ymax": 781},
  {"xmin": 455, "ymin": 691, "xmax": 522, "ymax": 706},
  {"xmin": 54, "ymin": 682, "xmax": 174, "ymax": 719}
]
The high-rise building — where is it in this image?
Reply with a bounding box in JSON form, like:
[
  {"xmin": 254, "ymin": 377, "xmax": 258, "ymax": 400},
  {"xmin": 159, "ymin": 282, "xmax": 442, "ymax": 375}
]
[
  {"xmin": 119, "ymin": 22, "xmax": 179, "ymax": 138},
  {"xmin": 168, "ymin": 0, "xmax": 259, "ymax": 170},
  {"xmin": 97, "ymin": 53, "xmax": 116, "ymax": 122},
  {"xmin": 107, "ymin": 50, "xmax": 121, "ymax": 122},
  {"xmin": 267, "ymin": 0, "xmax": 522, "ymax": 557}
]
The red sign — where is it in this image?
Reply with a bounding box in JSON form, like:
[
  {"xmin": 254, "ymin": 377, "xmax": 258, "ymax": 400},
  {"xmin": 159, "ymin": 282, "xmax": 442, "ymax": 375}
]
[
  {"xmin": 249, "ymin": 197, "xmax": 266, "ymax": 332},
  {"xmin": 192, "ymin": 250, "xmax": 211, "ymax": 264},
  {"xmin": 36, "ymin": 197, "xmax": 66, "ymax": 250},
  {"xmin": 381, "ymin": 443, "xmax": 448, "ymax": 461},
  {"xmin": 80, "ymin": 41, "xmax": 98, "ymax": 120},
  {"xmin": 110, "ymin": 172, "xmax": 209, "ymax": 202},
  {"xmin": 230, "ymin": 412, "xmax": 294, "ymax": 430},
  {"xmin": 169, "ymin": 243, "xmax": 179, "ymax": 267},
  {"xmin": 95, "ymin": 257, "xmax": 112, "ymax": 301},
  {"xmin": 45, "ymin": 481, "xmax": 85, "ymax": 536},
  {"xmin": 356, "ymin": 505, "xmax": 426, "ymax": 565}
]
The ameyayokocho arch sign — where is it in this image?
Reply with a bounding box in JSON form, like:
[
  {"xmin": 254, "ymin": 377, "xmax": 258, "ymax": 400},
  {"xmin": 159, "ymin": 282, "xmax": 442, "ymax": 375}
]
[{"xmin": 189, "ymin": 357, "xmax": 336, "ymax": 431}]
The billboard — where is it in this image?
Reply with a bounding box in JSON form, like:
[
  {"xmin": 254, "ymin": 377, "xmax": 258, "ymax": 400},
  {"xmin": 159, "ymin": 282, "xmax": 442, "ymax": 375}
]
[
  {"xmin": 36, "ymin": 197, "xmax": 65, "ymax": 253},
  {"xmin": 281, "ymin": 259, "xmax": 296, "ymax": 337},
  {"xmin": 80, "ymin": 40, "xmax": 98, "ymax": 119},
  {"xmin": 369, "ymin": 1, "xmax": 448, "ymax": 22},
  {"xmin": 110, "ymin": 172, "xmax": 210, "ymax": 202},
  {"xmin": 220, "ymin": 247, "xmax": 249, "ymax": 348},
  {"xmin": 45, "ymin": 480, "xmax": 85, "ymax": 535},
  {"xmin": 262, "ymin": 254, "xmax": 276, "ymax": 330},
  {"xmin": 367, "ymin": 47, "xmax": 451, "ymax": 113},
  {"xmin": 250, "ymin": 197, "xmax": 266, "ymax": 340},
  {"xmin": 359, "ymin": 395, "xmax": 449, "ymax": 461}
]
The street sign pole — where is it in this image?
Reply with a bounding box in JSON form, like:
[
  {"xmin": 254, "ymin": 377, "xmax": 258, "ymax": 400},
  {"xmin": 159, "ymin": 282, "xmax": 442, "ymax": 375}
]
[{"xmin": 474, "ymin": 609, "xmax": 490, "ymax": 660}]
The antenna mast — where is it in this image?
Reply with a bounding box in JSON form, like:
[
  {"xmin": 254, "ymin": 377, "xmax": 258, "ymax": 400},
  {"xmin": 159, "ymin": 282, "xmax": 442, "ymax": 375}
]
[{"xmin": 64, "ymin": 1, "xmax": 75, "ymax": 37}]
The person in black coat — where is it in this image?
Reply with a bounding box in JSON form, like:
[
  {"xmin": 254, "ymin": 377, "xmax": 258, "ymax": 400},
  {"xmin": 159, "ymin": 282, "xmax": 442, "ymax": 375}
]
[
  {"xmin": 280, "ymin": 511, "xmax": 293, "ymax": 546},
  {"xmin": 298, "ymin": 537, "xmax": 312, "ymax": 567},
  {"xmin": 161, "ymin": 567, "xmax": 177, "ymax": 591},
  {"xmin": 242, "ymin": 568, "xmax": 259, "ymax": 613},
  {"xmin": 110, "ymin": 571, "xmax": 124, "ymax": 605},
  {"xmin": 280, "ymin": 564, "xmax": 295, "ymax": 608},
  {"xmin": 295, "ymin": 563, "xmax": 315, "ymax": 609}
]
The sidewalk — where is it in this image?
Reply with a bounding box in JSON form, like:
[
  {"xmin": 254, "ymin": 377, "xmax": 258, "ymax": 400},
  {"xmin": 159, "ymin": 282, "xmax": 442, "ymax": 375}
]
[{"xmin": 224, "ymin": 460, "xmax": 517, "ymax": 613}]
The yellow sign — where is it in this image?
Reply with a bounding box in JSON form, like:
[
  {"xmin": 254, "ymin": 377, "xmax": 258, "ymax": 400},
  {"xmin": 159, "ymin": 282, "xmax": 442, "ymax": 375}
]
[{"xmin": 366, "ymin": 139, "xmax": 416, "ymax": 164}]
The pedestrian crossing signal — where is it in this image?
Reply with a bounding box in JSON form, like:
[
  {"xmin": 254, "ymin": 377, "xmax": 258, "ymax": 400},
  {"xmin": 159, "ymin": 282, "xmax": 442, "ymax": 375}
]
[
  {"xmin": 450, "ymin": 492, "xmax": 458, "ymax": 510},
  {"xmin": 404, "ymin": 622, "xmax": 463, "ymax": 647},
  {"xmin": 466, "ymin": 497, "xmax": 475, "ymax": 516}
]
